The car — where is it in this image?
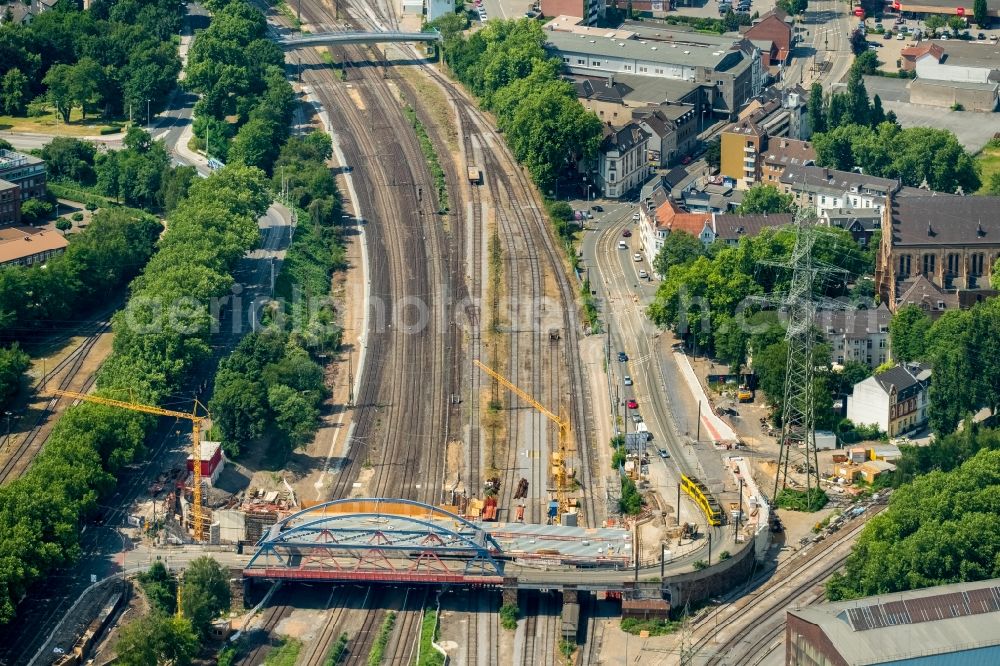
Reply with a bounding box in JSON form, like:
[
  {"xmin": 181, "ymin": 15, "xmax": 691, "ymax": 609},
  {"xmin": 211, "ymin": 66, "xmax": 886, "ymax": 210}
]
[
  {"xmin": 626, "ymin": 399, "xmax": 639, "ymax": 409},
  {"xmin": 618, "ymin": 240, "xmax": 628, "ymax": 249},
  {"xmin": 883, "ymin": 31, "xmax": 893, "ymax": 39},
  {"xmin": 633, "ymin": 253, "xmax": 642, "ymax": 262},
  {"xmin": 638, "ymin": 269, "xmax": 649, "ymax": 279},
  {"xmin": 897, "ymin": 32, "xmax": 905, "ymax": 39},
  {"xmin": 899, "ymin": 25, "xmax": 908, "ymax": 32},
  {"xmin": 624, "ymin": 375, "xmax": 633, "ymax": 386},
  {"xmin": 591, "ymin": 204, "xmax": 604, "ymax": 212},
  {"xmin": 617, "ymin": 351, "xmax": 628, "ymax": 362},
  {"xmin": 979, "ymin": 32, "xmax": 987, "ymax": 39},
  {"xmin": 658, "ymin": 448, "xmax": 670, "ymax": 458},
  {"xmin": 632, "ymin": 212, "xmax": 640, "ymax": 221},
  {"xmin": 681, "ymin": 155, "xmax": 693, "ymax": 165},
  {"xmin": 622, "ymin": 229, "xmax": 632, "ymax": 237},
  {"xmin": 631, "ymin": 413, "xmax": 642, "ymax": 424}
]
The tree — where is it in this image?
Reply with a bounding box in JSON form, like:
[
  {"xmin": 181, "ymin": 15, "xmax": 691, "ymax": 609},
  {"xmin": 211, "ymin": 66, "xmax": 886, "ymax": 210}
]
[
  {"xmin": 619, "ymin": 476, "xmax": 642, "ymax": 514},
  {"xmin": 1, "ymin": 68, "xmax": 30, "ymax": 116},
  {"xmin": 55, "ymin": 219, "xmax": 72, "ymax": 235},
  {"xmin": 924, "ymin": 15, "xmax": 946, "ymax": 32},
  {"xmin": 228, "ymin": 117, "xmax": 280, "ymax": 171},
  {"xmin": 826, "ymin": 93, "xmax": 851, "ymax": 131},
  {"xmin": 947, "ymin": 16, "xmax": 967, "ymax": 33},
  {"xmin": 704, "ymin": 136, "xmax": 721, "ymax": 171},
  {"xmin": 69, "ymin": 58, "xmax": 104, "ymax": 120},
  {"xmin": 807, "ymin": 82, "xmax": 826, "ymax": 135},
  {"xmin": 20, "ymin": 199, "xmax": 54, "ymax": 225},
  {"xmin": 115, "ymin": 613, "xmax": 198, "ymax": 666},
  {"xmin": 736, "ymin": 185, "xmax": 794, "ymax": 214},
  {"xmin": 851, "ymin": 50, "xmax": 879, "ymax": 77},
  {"xmin": 43, "ymin": 64, "xmax": 75, "ymax": 123},
  {"xmin": 845, "ymin": 71, "xmax": 871, "ymax": 128},
  {"xmin": 870, "ymin": 94, "xmax": 886, "ymax": 126},
  {"xmin": 974, "ymin": 0, "xmax": 988, "ymax": 26},
  {"xmin": 889, "ymin": 305, "xmax": 931, "ymax": 362},
  {"xmin": 40, "ymin": 137, "xmax": 97, "ymax": 184},
  {"xmin": 987, "ymin": 172, "xmax": 1000, "ymax": 197},
  {"xmin": 137, "ymin": 561, "xmax": 177, "ymax": 615},
  {"xmin": 0, "ymin": 345, "xmax": 29, "ymax": 410},
  {"xmin": 850, "ymin": 28, "xmax": 867, "ymax": 55},
  {"xmin": 653, "ymin": 231, "xmax": 705, "ymax": 279},
  {"xmin": 181, "ymin": 556, "xmax": 231, "ymax": 638}
]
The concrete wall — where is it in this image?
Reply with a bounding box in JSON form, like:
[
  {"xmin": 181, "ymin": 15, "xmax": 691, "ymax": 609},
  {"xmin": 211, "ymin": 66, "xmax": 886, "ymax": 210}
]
[
  {"xmin": 910, "ymin": 80, "xmax": 999, "ymax": 112},
  {"xmin": 916, "ymin": 59, "xmax": 994, "ymax": 84},
  {"xmin": 663, "ymin": 538, "xmax": 758, "ymax": 609}
]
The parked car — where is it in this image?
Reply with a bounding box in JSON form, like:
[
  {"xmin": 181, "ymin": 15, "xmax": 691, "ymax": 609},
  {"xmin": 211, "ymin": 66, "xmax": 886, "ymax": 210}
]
[
  {"xmin": 883, "ymin": 30, "xmax": 893, "ymax": 39},
  {"xmin": 638, "ymin": 269, "xmax": 649, "ymax": 279},
  {"xmin": 681, "ymin": 155, "xmax": 693, "ymax": 165},
  {"xmin": 979, "ymin": 32, "xmax": 987, "ymax": 39},
  {"xmin": 633, "ymin": 253, "xmax": 642, "ymax": 262},
  {"xmin": 626, "ymin": 399, "xmax": 639, "ymax": 409},
  {"xmin": 897, "ymin": 32, "xmax": 905, "ymax": 39},
  {"xmin": 631, "ymin": 414, "xmax": 642, "ymax": 424},
  {"xmin": 591, "ymin": 204, "xmax": 604, "ymax": 212},
  {"xmin": 622, "ymin": 229, "xmax": 632, "ymax": 237},
  {"xmin": 632, "ymin": 212, "xmax": 640, "ymax": 221},
  {"xmin": 618, "ymin": 351, "xmax": 628, "ymax": 362},
  {"xmin": 624, "ymin": 375, "xmax": 633, "ymax": 386}
]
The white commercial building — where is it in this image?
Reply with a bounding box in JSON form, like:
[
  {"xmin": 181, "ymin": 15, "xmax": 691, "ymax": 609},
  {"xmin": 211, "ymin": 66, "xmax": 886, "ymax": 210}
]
[{"xmin": 595, "ymin": 122, "xmax": 651, "ymax": 199}]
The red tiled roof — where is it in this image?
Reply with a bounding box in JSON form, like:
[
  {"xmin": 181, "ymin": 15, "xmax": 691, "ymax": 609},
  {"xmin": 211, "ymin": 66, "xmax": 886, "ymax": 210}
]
[
  {"xmin": 654, "ymin": 198, "xmax": 712, "ymax": 236},
  {"xmin": 901, "ymin": 43, "xmax": 944, "ymax": 61}
]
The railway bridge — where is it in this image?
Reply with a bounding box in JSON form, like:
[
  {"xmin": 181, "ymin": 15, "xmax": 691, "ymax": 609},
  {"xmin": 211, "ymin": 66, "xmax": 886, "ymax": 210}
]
[{"xmin": 277, "ymin": 30, "xmax": 441, "ymax": 50}]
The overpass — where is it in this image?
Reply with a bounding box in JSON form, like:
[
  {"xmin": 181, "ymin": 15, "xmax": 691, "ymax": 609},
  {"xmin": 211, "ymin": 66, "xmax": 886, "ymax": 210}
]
[{"xmin": 277, "ymin": 30, "xmax": 441, "ymax": 50}]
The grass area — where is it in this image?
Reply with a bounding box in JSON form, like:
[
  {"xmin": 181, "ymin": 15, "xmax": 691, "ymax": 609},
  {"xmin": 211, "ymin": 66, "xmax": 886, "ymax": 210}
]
[
  {"xmin": 274, "ymin": 0, "xmax": 302, "ymax": 29},
  {"xmin": 411, "ymin": 609, "xmax": 445, "ymax": 666},
  {"xmin": 620, "ymin": 618, "xmax": 681, "ymax": 636},
  {"xmin": 263, "ymin": 638, "xmax": 303, "ymax": 666},
  {"xmin": 367, "ymin": 612, "xmax": 397, "ymax": 666},
  {"xmin": 975, "ymin": 139, "xmax": 1000, "ymax": 194},
  {"xmin": 0, "ymin": 108, "xmax": 122, "ymax": 137},
  {"xmin": 398, "ymin": 66, "xmax": 459, "ymax": 153},
  {"xmin": 402, "ymin": 102, "xmax": 449, "ymax": 213},
  {"xmin": 324, "ymin": 632, "xmax": 349, "ymax": 666},
  {"xmin": 499, "ymin": 603, "xmax": 518, "ymax": 631},
  {"xmin": 776, "ymin": 487, "xmax": 829, "ymax": 512},
  {"xmin": 580, "ymin": 277, "xmax": 602, "ymax": 333}
]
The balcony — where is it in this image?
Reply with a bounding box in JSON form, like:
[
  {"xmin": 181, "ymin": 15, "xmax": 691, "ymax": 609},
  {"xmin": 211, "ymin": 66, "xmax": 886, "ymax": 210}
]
[{"xmin": 744, "ymin": 146, "xmax": 756, "ymax": 154}]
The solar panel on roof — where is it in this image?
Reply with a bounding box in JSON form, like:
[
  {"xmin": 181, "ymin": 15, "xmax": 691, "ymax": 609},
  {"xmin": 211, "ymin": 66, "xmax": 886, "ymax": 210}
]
[{"xmin": 846, "ymin": 586, "xmax": 1000, "ymax": 632}]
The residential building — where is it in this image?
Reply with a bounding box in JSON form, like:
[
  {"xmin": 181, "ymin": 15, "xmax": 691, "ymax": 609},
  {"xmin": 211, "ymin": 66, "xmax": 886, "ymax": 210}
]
[
  {"xmin": 595, "ymin": 122, "xmax": 651, "ymax": 199},
  {"xmin": 740, "ymin": 9, "xmax": 792, "ymax": 72},
  {"xmin": 0, "ymin": 226, "xmax": 68, "ymax": 268},
  {"xmin": 0, "ymin": 149, "xmax": 46, "ymax": 202},
  {"xmin": 820, "ymin": 207, "xmax": 881, "ymax": 247},
  {"xmin": 720, "ymin": 120, "xmax": 814, "ymax": 189},
  {"xmin": 875, "ymin": 194, "xmax": 1000, "ymax": 308},
  {"xmin": 895, "ymin": 0, "xmax": 1000, "ymax": 20},
  {"xmin": 0, "ymin": 180, "xmax": 20, "ymax": 226},
  {"xmin": 545, "ymin": 20, "xmax": 763, "ymax": 118},
  {"xmin": 893, "ymin": 274, "xmax": 997, "ymax": 319},
  {"xmin": 786, "ymin": 578, "xmax": 1000, "ymax": 665},
  {"xmin": 738, "ymin": 85, "xmax": 811, "ymax": 141},
  {"xmin": 846, "ymin": 362, "xmax": 930, "ymax": 436},
  {"xmin": 779, "ymin": 165, "xmax": 898, "ymax": 215},
  {"xmin": 631, "ymin": 104, "xmax": 698, "ymax": 167},
  {"xmin": 816, "ymin": 304, "xmax": 891, "ymax": 368},
  {"xmin": 638, "ymin": 181, "xmax": 792, "ymax": 270}
]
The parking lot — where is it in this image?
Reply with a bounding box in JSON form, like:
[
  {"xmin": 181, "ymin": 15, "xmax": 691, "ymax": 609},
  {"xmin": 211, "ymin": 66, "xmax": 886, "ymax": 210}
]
[{"xmin": 670, "ymin": 0, "xmax": 777, "ymax": 21}]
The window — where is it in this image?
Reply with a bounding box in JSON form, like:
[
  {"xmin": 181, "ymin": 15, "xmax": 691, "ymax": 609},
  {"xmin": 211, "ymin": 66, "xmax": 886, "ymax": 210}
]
[
  {"xmin": 821, "ymin": 196, "xmax": 826, "ymax": 204},
  {"xmin": 923, "ymin": 254, "xmax": 936, "ymax": 275},
  {"xmin": 563, "ymin": 57, "xmax": 569, "ymax": 63},
  {"xmin": 717, "ymin": 80, "xmax": 724, "ymax": 85},
  {"xmin": 577, "ymin": 59, "xmax": 585, "ymax": 64},
  {"xmin": 625, "ymin": 65, "xmax": 632, "ymax": 71},
  {"xmin": 639, "ymin": 66, "xmax": 647, "ymax": 72},
  {"xmin": 879, "ymin": 339, "xmax": 885, "ymax": 348},
  {"xmin": 593, "ymin": 61, "xmax": 601, "ymax": 66}
]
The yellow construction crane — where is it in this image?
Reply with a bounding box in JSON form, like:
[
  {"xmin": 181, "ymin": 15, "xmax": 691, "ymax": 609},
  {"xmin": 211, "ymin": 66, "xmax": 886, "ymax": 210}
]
[
  {"xmin": 50, "ymin": 389, "xmax": 209, "ymax": 540},
  {"xmin": 473, "ymin": 359, "xmax": 574, "ymax": 521}
]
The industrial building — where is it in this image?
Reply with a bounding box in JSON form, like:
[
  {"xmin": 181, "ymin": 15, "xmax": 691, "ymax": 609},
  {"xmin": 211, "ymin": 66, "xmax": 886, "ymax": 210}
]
[
  {"xmin": 544, "ymin": 18, "xmax": 764, "ymax": 118},
  {"xmin": 786, "ymin": 578, "xmax": 1000, "ymax": 665}
]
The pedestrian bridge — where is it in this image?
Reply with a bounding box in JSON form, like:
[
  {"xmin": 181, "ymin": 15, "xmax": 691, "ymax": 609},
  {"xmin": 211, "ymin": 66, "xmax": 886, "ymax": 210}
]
[{"xmin": 278, "ymin": 30, "xmax": 442, "ymax": 50}]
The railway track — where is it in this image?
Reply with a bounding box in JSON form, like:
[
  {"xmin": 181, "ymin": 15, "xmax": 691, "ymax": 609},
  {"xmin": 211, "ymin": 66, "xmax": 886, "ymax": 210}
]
[
  {"xmin": 0, "ymin": 317, "xmax": 111, "ymax": 484},
  {"xmin": 687, "ymin": 503, "xmax": 887, "ymax": 664}
]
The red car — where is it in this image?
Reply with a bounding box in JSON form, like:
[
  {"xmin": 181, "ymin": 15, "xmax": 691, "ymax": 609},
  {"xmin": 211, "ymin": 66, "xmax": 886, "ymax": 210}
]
[
  {"xmin": 626, "ymin": 399, "xmax": 638, "ymax": 409},
  {"xmin": 622, "ymin": 229, "xmax": 632, "ymax": 237},
  {"xmin": 681, "ymin": 155, "xmax": 692, "ymax": 165}
]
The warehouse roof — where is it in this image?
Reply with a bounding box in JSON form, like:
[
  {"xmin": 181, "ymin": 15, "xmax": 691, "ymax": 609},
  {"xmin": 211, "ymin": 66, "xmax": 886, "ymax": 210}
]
[
  {"xmin": 925, "ymin": 40, "xmax": 1000, "ymax": 70},
  {"xmin": 546, "ymin": 29, "xmax": 743, "ymax": 70},
  {"xmin": 788, "ymin": 578, "xmax": 1000, "ymax": 665},
  {"xmin": 910, "ymin": 78, "xmax": 999, "ymax": 92}
]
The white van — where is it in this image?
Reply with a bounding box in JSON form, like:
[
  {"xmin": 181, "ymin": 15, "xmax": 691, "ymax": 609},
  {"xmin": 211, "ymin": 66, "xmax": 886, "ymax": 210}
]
[{"xmin": 635, "ymin": 423, "xmax": 651, "ymax": 440}]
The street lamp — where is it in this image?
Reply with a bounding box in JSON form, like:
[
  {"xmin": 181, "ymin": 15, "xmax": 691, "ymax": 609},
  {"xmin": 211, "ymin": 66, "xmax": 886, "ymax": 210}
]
[{"xmin": 146, "ymin": 99, "xmax": 151, "ymax": 128}]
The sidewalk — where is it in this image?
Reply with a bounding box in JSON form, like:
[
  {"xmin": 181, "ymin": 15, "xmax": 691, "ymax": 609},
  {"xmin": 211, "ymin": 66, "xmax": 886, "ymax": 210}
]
[{"xmin": 673, "ymin": 351, "xmax": 739, "ymax": 445}]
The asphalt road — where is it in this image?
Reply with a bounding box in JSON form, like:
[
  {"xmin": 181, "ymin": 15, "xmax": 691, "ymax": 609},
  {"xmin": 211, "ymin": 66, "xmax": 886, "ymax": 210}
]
[
  {"xmin": 781, "ymin": 0, "xmax": 855, "ymax": 89},
  {"xmin": 579, "ymin": 204, "xmax": 735, "ymax": 559}
]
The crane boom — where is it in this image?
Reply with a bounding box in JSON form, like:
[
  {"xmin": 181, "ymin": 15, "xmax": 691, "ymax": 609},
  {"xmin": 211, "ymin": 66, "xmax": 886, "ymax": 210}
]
[
  {"xmin": 473, "ymin": 359, "xmax": 575, "ymax": 523},
  {"xmin": 50, "ymin": 389, "xmax": 208, "ymax": 540},
  {"xmin": 473, "ymin": 359, "xmax": 564, "ymax": 428}
]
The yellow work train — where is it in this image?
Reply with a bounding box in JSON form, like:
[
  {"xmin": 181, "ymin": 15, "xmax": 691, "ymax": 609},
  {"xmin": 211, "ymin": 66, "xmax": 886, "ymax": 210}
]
[{"xmin": 680, "ymin": 473, "xmax": 724, "ymax": 526}]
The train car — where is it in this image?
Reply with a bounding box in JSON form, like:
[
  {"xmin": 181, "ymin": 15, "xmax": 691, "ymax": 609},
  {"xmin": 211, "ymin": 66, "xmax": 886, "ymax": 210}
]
[
  {"xmin": 680, "ymin": 474, "xmax": 725, "ymax": 526},
  {"xmin": 468, "ymin": 166, "xmax": 482, "ymax": 184}
]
